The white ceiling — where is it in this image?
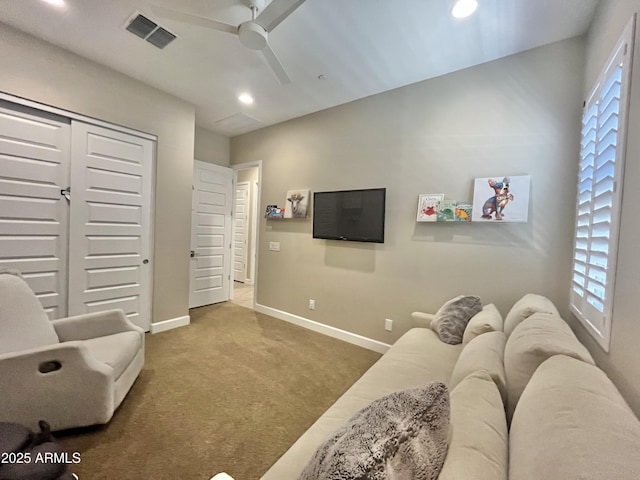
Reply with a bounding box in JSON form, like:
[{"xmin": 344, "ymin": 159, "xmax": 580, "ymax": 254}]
[{"xmin": 0, "ymin": 0, "xmax": 600, "ymax": 137}]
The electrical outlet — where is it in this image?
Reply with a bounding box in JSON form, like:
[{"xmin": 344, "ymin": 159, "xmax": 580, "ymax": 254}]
[
  {"xmin": 308, "ymin": 299, "xmax": 315, "ymax": 310},
  {"xmin": 385, "ymin": 318, "xmax": 393, "ymax": 331}
]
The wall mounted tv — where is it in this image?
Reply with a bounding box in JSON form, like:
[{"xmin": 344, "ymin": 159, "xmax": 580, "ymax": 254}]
[{"xmin": 313, "ymin": 188, "xmax": 386, "ymax": 243}]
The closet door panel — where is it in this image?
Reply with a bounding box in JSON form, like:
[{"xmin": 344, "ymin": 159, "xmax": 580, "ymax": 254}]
[
  {"xmin": 68, "ymin": 122, "xmax": 153, "ymax": 331},
  {"xmin": 0, "ymin": 103, "xmax": 70, "ymax": 319}
]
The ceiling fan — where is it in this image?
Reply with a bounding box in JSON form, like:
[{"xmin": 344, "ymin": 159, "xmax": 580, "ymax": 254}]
[{"xmin": 151, "ymin": 0, "xmax": 306, "ymax": 84}]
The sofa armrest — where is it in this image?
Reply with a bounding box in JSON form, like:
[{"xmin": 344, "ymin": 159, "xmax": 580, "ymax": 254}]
[
  {"xmin": 52, "ymin": 309, "xmax": 144, "ymax": 342},
  {"xmin": 411, "ymin": 311, "xmax": 435, "ymax": 329}
]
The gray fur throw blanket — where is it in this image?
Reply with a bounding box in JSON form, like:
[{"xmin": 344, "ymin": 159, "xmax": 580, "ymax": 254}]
[{"xmin": 298, "ymin": 382, "xmax": 450, "ymax": 480}]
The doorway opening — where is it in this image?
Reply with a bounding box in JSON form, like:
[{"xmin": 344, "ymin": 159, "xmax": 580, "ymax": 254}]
[{"xmin": 231, "ymin": 161, "xmax": 261, "ymax": 310}]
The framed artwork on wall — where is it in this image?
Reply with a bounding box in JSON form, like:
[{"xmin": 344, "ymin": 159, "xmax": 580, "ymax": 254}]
[
  {"xmin": 284, "ymin": 189, "xmax": 310, "ymax": 218},
  {"xmin": 416, "ymin": 194, "xmax": 444, "ymax": 222},
  {"xmin": 471, "ymin": 175, "xmax": 531, "ymax": 223}
]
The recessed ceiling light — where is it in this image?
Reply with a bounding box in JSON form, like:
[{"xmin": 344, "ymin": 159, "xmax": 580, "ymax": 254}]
[
  {"xmin": 41, "ymin": 0, "xmax": 67, "ymax": 8},
  {"xmin": 451, "ymin": 0, "xmax": 478, "ymax": 18},
  {"xmin": 238, "ymin": 93, "xmax": 254, "ymax": 105}
]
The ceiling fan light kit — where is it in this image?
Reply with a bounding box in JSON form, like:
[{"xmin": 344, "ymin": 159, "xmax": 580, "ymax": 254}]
[
  {"xmin": 151, "ymin": 0, "xmax": 306, "ymax": 85},
  {"xmin": 238, "ymin": 21, "xmax": 268, "ymax": 50}
]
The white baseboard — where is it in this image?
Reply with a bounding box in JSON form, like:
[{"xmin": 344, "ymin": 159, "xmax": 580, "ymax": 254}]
[
  {"xmin": 254, "ymin": 303, "xmax": 391, "ymax": 354},
  {"xmin": 150, "ymin": 315, "xmax": 190, "ymax": 334}
]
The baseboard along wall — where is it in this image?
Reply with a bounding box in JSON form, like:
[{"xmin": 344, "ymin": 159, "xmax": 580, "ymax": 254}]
[
  {"xmin": 254, "ymin": 303, "xmax": 391, "ymax": 354},
  {"xmin": 150, "ymin": 315, "xmax": 190, "ymax": 334}
]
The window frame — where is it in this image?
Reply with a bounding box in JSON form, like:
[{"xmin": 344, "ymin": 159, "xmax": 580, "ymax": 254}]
[{"xmin": 570, "ymin": 18, "xmax": 635, "ymax": 352}]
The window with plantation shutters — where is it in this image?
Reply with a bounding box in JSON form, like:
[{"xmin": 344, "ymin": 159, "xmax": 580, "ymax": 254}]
[{"xmin": 570, "ymin": 22, "xmax": 632, "ymax": 352}]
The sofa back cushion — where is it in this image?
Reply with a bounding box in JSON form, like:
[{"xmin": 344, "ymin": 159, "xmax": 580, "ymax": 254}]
[
  {"xmin": 449, "ymin": 331, "xmax": 507, "ymax": 404},
  {"xmin": 431, "ymin": 295, "xmax": 482, "ymax": 345},
  {"xmin": 503, "ymin": 293, "xmax": 559, "ymax": 337},
  {"xmin": 0, "ymin": 272, "xmax": 59, "ymax": 355},
  {"xmin": 439, "ymin": 371, "xmax": 508, "ymax": 480},
  {"xmin": 462, "ymin": 304, "xmax": 503, "ymax": 346},
  {"xmin": 510, "ymin": 355, "xmax": 640, "ymax": 480},
  {"xmin": 504, "ymin": 313, "xmax": 594, "ymax": 423}
]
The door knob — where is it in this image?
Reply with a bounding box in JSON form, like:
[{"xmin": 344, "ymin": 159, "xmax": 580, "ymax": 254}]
[{"xmin": 143, "ymin": 259, "xmax": 149, "ymax": 264}]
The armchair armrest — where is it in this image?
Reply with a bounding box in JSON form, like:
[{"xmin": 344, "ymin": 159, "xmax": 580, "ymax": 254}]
[
  {"xmin": 411, "ymin": 311, "xmax": 435, "ymax": 329},
  {"xmin": 52, "ymin": 309, "xmax": 144, "ymax": 342},
  {"xmin": 0, "ymin": 342, "xmax": 111, "ymax": 375},
  {"xmin": 0, "ymin": 342, "xmax": 114, "ymax": 430}
]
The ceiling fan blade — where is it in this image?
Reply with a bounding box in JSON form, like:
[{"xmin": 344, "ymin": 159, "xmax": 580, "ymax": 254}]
[
  {"xmin": 260, "ymin": 43, "xmax": 291, "ymax": 85},
  {"xmin": 150, "ymin": 5, "xmax": 237, "ymax": 35},
  {"xmin": 254, "ymin": 0, "xmax": 306, "ymax": 32}
]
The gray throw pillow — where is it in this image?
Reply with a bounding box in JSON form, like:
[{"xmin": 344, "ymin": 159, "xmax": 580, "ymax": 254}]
[
  {"xmin": 298, "ymin": 382, "xmax": 450, "ymax": 480},
  {"xmin": 431, "ymin": 296, "xmax": 482, "ymax": 345}
]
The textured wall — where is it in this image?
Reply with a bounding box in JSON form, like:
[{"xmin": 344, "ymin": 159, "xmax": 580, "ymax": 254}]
[{"xmin": 231, "ymin": 38, "xmax": 585, "ymax": 344}]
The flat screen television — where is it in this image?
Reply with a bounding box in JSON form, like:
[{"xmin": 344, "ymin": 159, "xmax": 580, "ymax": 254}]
[{"xmin": 313, "ymin": 188, "xmax": 386, "ymax": 243}]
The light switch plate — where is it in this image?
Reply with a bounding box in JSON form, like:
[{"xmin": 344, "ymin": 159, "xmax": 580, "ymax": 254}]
[{"xmin": 269, "ymin": 241, "xmax": 280, "ymax": 251}]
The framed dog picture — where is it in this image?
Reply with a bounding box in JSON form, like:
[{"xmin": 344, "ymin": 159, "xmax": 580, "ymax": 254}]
[{"xmin": 471, "ymin": 175, "xmax": 530, "ymax": 223}]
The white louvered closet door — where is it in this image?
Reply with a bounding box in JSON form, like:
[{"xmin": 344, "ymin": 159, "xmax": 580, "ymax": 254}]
[
  {"xmin": 68, "ymin": 122, "xmax": 153, "ymax": 331},
  {"xmin": 0, "ymin": 103, "xmax": 70, "ymax": 319}
]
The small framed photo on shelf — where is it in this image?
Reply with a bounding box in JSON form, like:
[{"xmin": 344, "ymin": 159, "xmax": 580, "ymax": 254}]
[
  {"xmin": 265, "ymin": 205, "xmax": 284, "ymax": 218},
  {"xmin": 455, "ymin": 202, "xmax": 473, "ymax": 222},
  {"xmin": 437, "ymin": 199, "xmax": 457, "ymax": 222},
  {"xmin": 416, "ymin": 194, "xmax": 444, "ymax": 222}
]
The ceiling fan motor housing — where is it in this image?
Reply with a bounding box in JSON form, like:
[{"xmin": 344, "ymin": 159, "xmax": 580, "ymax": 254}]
[{"xmin": 238, "ymin": 21, "xmax": 268, "ymax": 50}]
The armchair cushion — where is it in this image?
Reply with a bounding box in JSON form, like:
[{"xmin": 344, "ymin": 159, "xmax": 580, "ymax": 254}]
[
  {"xmin": 0, "ymin": 274, "xmax": 59, "ymax": 355},
  {"xmin": 83, "ymin": 331, "xmax": 143, "ymax": 380}
]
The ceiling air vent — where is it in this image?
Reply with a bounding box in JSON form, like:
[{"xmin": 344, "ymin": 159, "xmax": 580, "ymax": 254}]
[
  {"xmin": 125, "ymin": 13, "xmax": 177, "ymax": 49},
  {"xmin": 147, "ymin": 28, "xmax": 176, "ymax": 49}
]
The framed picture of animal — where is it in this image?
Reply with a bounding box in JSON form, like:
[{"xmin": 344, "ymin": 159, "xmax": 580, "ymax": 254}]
[
  {"xmin": 284, "ymin": 189, "xmax": 310, "ymax": 218},
  {"xmin": 471, "ymin": 175, "xmax": 531, "ymax": 223}
]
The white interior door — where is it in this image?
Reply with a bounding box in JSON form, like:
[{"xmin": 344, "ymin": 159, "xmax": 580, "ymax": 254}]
[
  {"xmin": 68, "ymin": 121, "xmax": 153, "ymax": 330},
  {"xmin": 0, "ymin": 103, "xmax": 70, "ymax": 319},
  {"xmin": 234, "ymin": 182, "xmax": 249, "ymax": 283},
  {"xmin": 190, "ymin": 161, "xmax": 233, "ymax": 308}
]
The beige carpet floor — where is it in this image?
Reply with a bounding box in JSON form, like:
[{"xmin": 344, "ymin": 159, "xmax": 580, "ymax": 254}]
[{"xmin": 56, "ymin": 302, "xmax": 381, "ymax": 480}]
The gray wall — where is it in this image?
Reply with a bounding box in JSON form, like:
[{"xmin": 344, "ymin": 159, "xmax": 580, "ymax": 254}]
[
  {"xmin": 231, "ymin": 38, "xmax": 585, "ymax": 344},
  {"xmin": 194, "ymin": 126, "xmax": 230, "ymax": 166},
  {"xmin": 569, "ymin": 0, "xmax": 640, "ymax": 416},
  {"xmin": 0, "ymin": 24, "xmax": 195, "ymax": 326}
]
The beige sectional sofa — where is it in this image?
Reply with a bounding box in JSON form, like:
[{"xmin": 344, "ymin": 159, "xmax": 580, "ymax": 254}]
[{"xmin": 260, "ymin": 294, "xmax": 640, "ymax": 479}]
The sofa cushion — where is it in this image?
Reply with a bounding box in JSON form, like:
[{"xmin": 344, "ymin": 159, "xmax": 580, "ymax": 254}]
[
  {"xmin": 439, "ymin": 371, "xmax": 508, "ymax": 480},
  {"xmin": 449, "ymin": 331, "xmax": 507, "ymax": 404},
  {"xmin": 462, "ymin": 303, "xmax": 503, "ymax": 346},
  {"xmin": 83, "ymin": 331, "xmax": 143, "ymax": 380},
  {"xmin": 504, "ymin": 313, "xmax": 594, "ymax": 422},
  {"xmin": 510, "ymin": 355, "xmax": 640, "ymax": 480},
  {"xmin": 298, "ymin": 382, "xmax": 450, "ymax": 480},
  {"xmin": 0, "ymin": 273, "xmax": 59, "ymax": 355},
  {"xmin": 503, "ymin": 293, "xmax": 559, "ymax": 337},
  {"xmin": 431, "ymin": 295, "xmax": 482, "ymax": 345}
]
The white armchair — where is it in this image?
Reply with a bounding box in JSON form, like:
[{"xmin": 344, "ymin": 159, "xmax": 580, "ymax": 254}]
[{"xmin": 0, "ymin": 271, "xmax": 144, "ymax": 431}]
